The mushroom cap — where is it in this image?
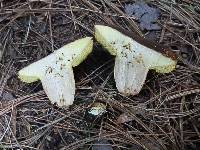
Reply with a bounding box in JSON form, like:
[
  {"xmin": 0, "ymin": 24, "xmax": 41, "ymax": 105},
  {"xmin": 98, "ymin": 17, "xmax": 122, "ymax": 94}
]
[
  {"xmin": 18, "ymin": 37, "xmax": 93, "ymax": 83},
  {"xmin": 95, "ymin": 25, "xmax": 177, "ymax": 73}
]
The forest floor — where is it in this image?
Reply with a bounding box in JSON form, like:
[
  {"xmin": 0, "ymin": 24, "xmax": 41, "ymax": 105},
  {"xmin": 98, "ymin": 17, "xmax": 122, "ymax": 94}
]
[{"xmin": 0, "ymin": 0, "xmax": 200, "ymax": 149}]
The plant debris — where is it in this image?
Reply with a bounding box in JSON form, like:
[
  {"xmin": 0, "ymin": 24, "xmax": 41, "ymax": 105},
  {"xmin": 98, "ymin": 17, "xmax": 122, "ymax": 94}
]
[
  {"xmin": 92, "ymin": 139, "xmax": 113, "ymax": 150},
  {"xmin": 88, "ymin": 102, "xmax": 107, "ymax": 116},
  {"xmin": 0, "ymin": 0, "xmax": 200, "ymax": 149},
  {"xmin": 125, "ymin": 1, "xmax": 161, "ymax": 30}
]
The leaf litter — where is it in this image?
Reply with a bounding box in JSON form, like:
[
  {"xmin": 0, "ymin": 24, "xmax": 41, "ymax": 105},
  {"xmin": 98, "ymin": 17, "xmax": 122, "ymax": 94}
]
[
  {"xmin": 125, "ymin": 1, "xmax": 161, "ymax": 30},
  {"xmin": 0, "ymin": 0, "xmax": 200, "ymax": 149}
]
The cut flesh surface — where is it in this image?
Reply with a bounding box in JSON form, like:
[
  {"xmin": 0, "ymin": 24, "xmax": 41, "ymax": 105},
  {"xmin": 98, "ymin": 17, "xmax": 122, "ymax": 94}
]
[
  {"xmin": 95, "ymin": 25, "xmax": 177, "ymax": 95},
  {"xmin": 114, "ymin": 56, "xmax": 148, "ymax": 95},
  {"xmin": 18, "ymin": 37, "xmax": 93, "ymax": 106},
  {"xmin": 41, "ymin": 65, "xmax": 75, "ymax": 106}
]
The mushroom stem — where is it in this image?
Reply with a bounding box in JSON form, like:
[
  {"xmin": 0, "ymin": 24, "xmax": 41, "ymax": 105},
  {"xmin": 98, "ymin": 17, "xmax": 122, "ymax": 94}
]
[
  {"xmin": 41, "ymin": 65, "xmax": 75, "ymax": 106},
  {"xmin": 114, "ymin": 56, "xmax": 148, "ymax": 95}
]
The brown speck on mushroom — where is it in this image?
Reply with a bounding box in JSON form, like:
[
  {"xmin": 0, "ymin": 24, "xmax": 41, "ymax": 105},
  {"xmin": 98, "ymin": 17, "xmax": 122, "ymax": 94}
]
[
  {"xmin": 134, "ymin": 55, "xmax": 144, "ymax": 64},
  {"xmin": 123, "ymin": 43, "xmax": 131, "ymax": 50},
  {"xmin": 46, "ymin": 67, "xmax": 53, "ymax": 74},
  {"xmin": 60, "ymin": 64, "xmax": 66, "ymax": 70},
  {"xmin": 60, "ymin": 94, "xmax": 65, "ymax": 104},
  {"xmin": 58, "ymin": 57, "xmax": 63, "ymax": 61},
  {"xmin": 111, "ymin": 41, "xmax": 116, "ymax": 45},
  {"xmin": 55, "ymin": 73, "xmax": 63, "ymax": 77}
]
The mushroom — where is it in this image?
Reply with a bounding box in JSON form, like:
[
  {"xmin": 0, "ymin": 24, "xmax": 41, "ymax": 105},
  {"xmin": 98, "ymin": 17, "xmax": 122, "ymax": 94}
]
[
  {"xmin": 18, "ymin": 37, "xmax": 93, "ymax": 106},
  {"xmin": 95, "ymin": 25, "xmax": 177, "ymax": 96}
]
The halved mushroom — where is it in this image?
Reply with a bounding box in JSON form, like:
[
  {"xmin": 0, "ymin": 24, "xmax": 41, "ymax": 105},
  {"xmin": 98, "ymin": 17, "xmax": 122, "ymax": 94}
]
[
  {"xmin": 18, "ymin": 37, "xmax": 93, "ymax": 106},
  {"xmin": 95, "ymin": 25, "xmax": 177, "ymax": 96}
]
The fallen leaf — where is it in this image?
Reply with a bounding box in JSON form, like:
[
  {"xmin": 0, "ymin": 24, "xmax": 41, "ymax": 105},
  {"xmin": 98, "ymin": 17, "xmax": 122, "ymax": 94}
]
[
  {"xmin": 125, "ymin": 2, "xmax": 161, "ymax": 30},
  {"xmin": 2, "ymin": 91, "xmax": 15, "ymax": 101}
]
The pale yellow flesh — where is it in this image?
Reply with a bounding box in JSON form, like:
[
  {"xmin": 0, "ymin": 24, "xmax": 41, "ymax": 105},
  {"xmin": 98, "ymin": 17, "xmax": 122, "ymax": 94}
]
[
  {"xmin": 114, "ymin": 56, "xmax": 149, "ymax": 95},
  {"xmin": 41, "ymin": 66, "xmax": 75, "ymax": 106},
  {"xmin": 95, "ymin": 25, "xmax": 177, "ymax": 96},
  {"xmin": 18, "ymin": 37, "xmax": 93, "ymax": 106}
]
